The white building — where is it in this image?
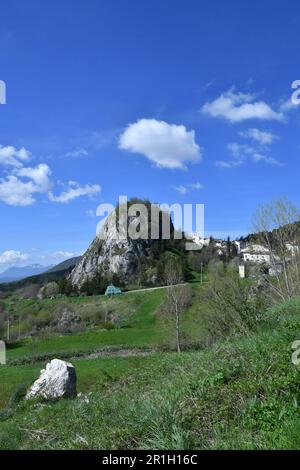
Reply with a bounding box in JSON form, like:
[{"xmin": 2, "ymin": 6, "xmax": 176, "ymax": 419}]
[
  {"xmin": 239, "ymin": 264, "xmax": 246, "ymax": 279},
  {"xmin": 234, "ymin": 240, "xmax": 242, "ymax": 254},
  {"xmin": 189, "ymin": 234, "xmax": 211, "ymax": 248}
]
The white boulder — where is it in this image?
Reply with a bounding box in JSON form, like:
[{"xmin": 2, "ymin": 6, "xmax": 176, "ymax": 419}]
[{"xmin": 26, "ymin": 359, "xmax": 77, "ymax": 400}]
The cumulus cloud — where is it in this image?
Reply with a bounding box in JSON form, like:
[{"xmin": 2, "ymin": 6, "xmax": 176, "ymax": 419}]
[
  {"xmin": 49, "ymin": 181, "xmax": 101, "ymax": 203},
  {"xmin": 0, "ymin": 164, "xmax": 52, "ymax": 206},
  {"xmin": 0, "ymin": 145, "xmax": 31, "ymax": 167},
  {"xmin": 216, "ymin": 142, "xmax": 282, "ymax": 168},
  {"xmin": 16, "ymin": 164, "xmax": 52, "ymax": 191},
  {"xmin": 0, "ymin": 176, "xmax": 37, "ymax": 206},
  {"xmin": 201, "ymin": 89, "xmax": 283, "ymax": 123},
  {"xmin": 119, "ymin": 119, "xmax": 202, "ymax": 169},
  {"xmin": 0, "ymin": 250, "xmax": 29, "ymax": 266},
  {"xmin": 239, "ymin": 128, "xmax": 279, "ymax": 145},
  {"xmin": 0, "ymin": 143, "xmax": 101, "ymax": 207}
]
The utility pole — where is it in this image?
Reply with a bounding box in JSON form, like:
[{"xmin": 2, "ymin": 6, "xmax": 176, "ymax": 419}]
[{"xmin": 7, "ymin": 316, "xmax": 10, "ymax": 342}]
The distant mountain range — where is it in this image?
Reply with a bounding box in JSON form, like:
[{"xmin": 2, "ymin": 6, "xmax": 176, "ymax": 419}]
[
  {"xmin": 0, "ymin": 264, "xmax": 54, "ymax": 283},
  {"xmin": 0, "ymin": 256, "xmax": 82, "ymax": 290}
]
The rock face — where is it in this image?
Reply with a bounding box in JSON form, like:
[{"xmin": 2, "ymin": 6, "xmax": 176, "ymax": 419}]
[
  {"xmin": 26, "ymin": 359, "xmax": 77, "ymax": 400},
  {"xmin": 70, "ymin": 202, "xmax": 174, "ymax": 288}
]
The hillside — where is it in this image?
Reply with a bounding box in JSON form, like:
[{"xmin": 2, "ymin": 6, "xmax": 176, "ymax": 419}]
[
  {"xmin": 1, "ymin": 295, "xmax": 300, "ymax": 449},
  {"xmin": 45, "ymin": 257, "xmax": 81, "ymax": 274},
  {"xmin": 243, "ymin": 220, "xmax": 300, "ymax": 246}
]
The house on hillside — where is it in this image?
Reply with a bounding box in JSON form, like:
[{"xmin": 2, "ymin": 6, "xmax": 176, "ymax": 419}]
[
  {"xmin": 189, "ymin": 234, "xmax": 210, "ymax": 248},
  {"xmin": 105, "ymin": 284, "xmax": 122, "ymax": 296},
  {"xmin": 233, "ymin": 240, "xmax": 246, "ymax": 254}
]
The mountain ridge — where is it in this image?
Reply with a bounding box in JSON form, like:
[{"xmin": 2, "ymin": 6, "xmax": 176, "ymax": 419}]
[
  {"xmin": 0, "ymin": 264, "xmax": 54, "ymax": 283},
  {"xmin": 0, "ymin": 256, "xmax": 81, "ymax": 291}
]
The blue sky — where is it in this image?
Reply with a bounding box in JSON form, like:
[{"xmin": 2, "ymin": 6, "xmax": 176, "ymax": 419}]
[{"xmin": 0, "ymin": 0, "xmax": 300, "ymax": 271}]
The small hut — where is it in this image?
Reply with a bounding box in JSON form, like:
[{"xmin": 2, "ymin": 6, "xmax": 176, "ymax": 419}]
[{"xmin": 105, "ymin": 284, "xmax": 122, "ymax": 296}]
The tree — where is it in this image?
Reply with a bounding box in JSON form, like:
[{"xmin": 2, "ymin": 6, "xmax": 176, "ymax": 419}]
[
  {"xmin": 206, "ymin": 263, "xmax": 267, "ymax": 339},
  {"xmin": 253, "ymin": 198, "xmax": 300, "ymax": 301},
  {"xmin": 188, "ymin": 251, "xmax": 203, "ymax": 272},
  {"xmin": 58, "ymin": 278, "xmax": 75, "ymax": 296},
  {"xmin": 41, "ymin": 282, "xmax": 60, "ymax": 299},
  {"xmin": 162, "ymin": 259, "xmax": 192, "ymax": 352}
]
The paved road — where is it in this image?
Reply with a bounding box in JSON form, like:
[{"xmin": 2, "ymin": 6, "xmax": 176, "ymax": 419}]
[{"xmin": 123, "ymin": 283, "xmax": 187, "ymax": 294}]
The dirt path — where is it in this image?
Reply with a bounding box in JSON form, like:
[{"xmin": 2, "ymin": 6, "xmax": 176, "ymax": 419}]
[
  {"xmin": 80, "ymin": 349, "xmax": 155, "ymax": 360},
  {"xmin": 9, "ymin": 347, "xmax": 158, "ymax": 366}
]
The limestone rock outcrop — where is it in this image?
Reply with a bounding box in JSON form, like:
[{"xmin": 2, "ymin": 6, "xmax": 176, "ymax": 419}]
[
  {"xmin": 70, "ymin": 202, "xmax": 175, "ymax": 287},
  {"xmin": 25, "ymin": 359, "xmax": 77, "ymax": 400}
]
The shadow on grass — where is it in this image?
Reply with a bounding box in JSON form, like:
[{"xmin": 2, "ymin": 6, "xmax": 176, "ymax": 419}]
[{"xmin": 6, "ymin": 341, "xmax": 26, "ymax": 351}]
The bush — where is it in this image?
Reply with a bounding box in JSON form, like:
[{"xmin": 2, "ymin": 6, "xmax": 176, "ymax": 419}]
[
  {"xmin": 39, "ymin": 282, "xmax": 60, "ymax": 299},
  {"xmin": 204, "ymin": 263, "xmax": 268, "ymax": 341}
]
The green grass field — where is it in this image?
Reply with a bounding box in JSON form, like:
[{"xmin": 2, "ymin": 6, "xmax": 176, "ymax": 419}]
[
  {"xmin": 5, "ymin": 289, "xmax": 166, "ymax": 361},
  {"xmin": 0, "ymin": 355, "xmax": 161, "ymax": 410},
  {"xmin": 1, "ymin": 288, "xmax": 300, "ymax": 449},
  {"xmin": 4, "ymin": 284, "xmax": 208, "ymax": 364}
]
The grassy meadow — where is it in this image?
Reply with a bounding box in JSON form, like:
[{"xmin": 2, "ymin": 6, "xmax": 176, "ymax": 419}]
[{"xmin": 1, "ymin": 283, "xmax": 300, "ymax": 449}]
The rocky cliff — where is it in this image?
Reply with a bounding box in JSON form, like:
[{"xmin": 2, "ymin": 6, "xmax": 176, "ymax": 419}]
[{"xmin": 69, "ymin": 202, "xmax": 177, "ymax": 287}]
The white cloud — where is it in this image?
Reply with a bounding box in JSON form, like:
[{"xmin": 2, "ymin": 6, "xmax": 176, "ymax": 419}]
[
  {"xmin": 0, "ymin": 250, "xmax": 29, "ymax": 266},
  {"xmin": 201, "ymin": 89, "xmax": 283, "ymax": 123},
  {"xmin": 16, "ymin": 164, "xmax": 52, "ymax": 191},
  {"xmin": 49, "ymin": 182, "xmax": 101, "ymax": 203},
  {"xmin": 188, "ymin": 182, "xmax": 204, "ymax": 190},
  {"xmin": 0, "ymin": 142, "xmax": 101, "ymax": 207},
  {"xmin": 0, "ymin": 164, "xmax": 52, "ymax": 206},
  {"xmin": 216, "ymin": 142, "xmax": 282, "ymax": 168},
  {"xmin": 279, "ymin": 98, "xmax": 298, "ymax": 113},
  {"xmin": 215, "ymin": 160, "xmax": 240, "ymax": 169},
  {"xmin": 65, "ymin": 148, "xmax": 88, "ymax": 158},
  {"xmin": 119, "ymin": 118, "xmax": 202, "ymax": 169},
  {"xmin": 0, "ymin": 145, "xmax": 31, "ymax": 167},
  {"xmin": 239, "ymin": 128, "xmax": 279, "ymax": 145},
  {"xmin": 173, "ymin": 181, "xmax": 204, "ymax": 194},
  {"xmin": 173, "ymin": 185, "xmax": 188, "ymax": 195},
  {"xmin": 0, "ymin": 176, "xmax": 37, "ymax": 206}
]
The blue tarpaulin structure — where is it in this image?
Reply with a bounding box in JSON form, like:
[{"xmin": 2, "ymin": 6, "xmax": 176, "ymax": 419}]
[{"xmin": 105, "ymin": 284, "xmax": 122, "ymax": 296}]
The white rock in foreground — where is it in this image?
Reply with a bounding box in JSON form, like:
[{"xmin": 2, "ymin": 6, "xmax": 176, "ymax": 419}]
[{"xmin": 25, "ymin": 359, "xmax": 77, "ymax": 400}]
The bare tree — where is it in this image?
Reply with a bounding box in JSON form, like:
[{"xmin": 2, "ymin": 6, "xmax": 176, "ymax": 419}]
[
  {"xmin": 253, "ymin": 198, "xmax": 300, "ymax": 301},
  {"xmin": 163, "ymin": 259, "xmax": 191, "ymax": 352}
]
